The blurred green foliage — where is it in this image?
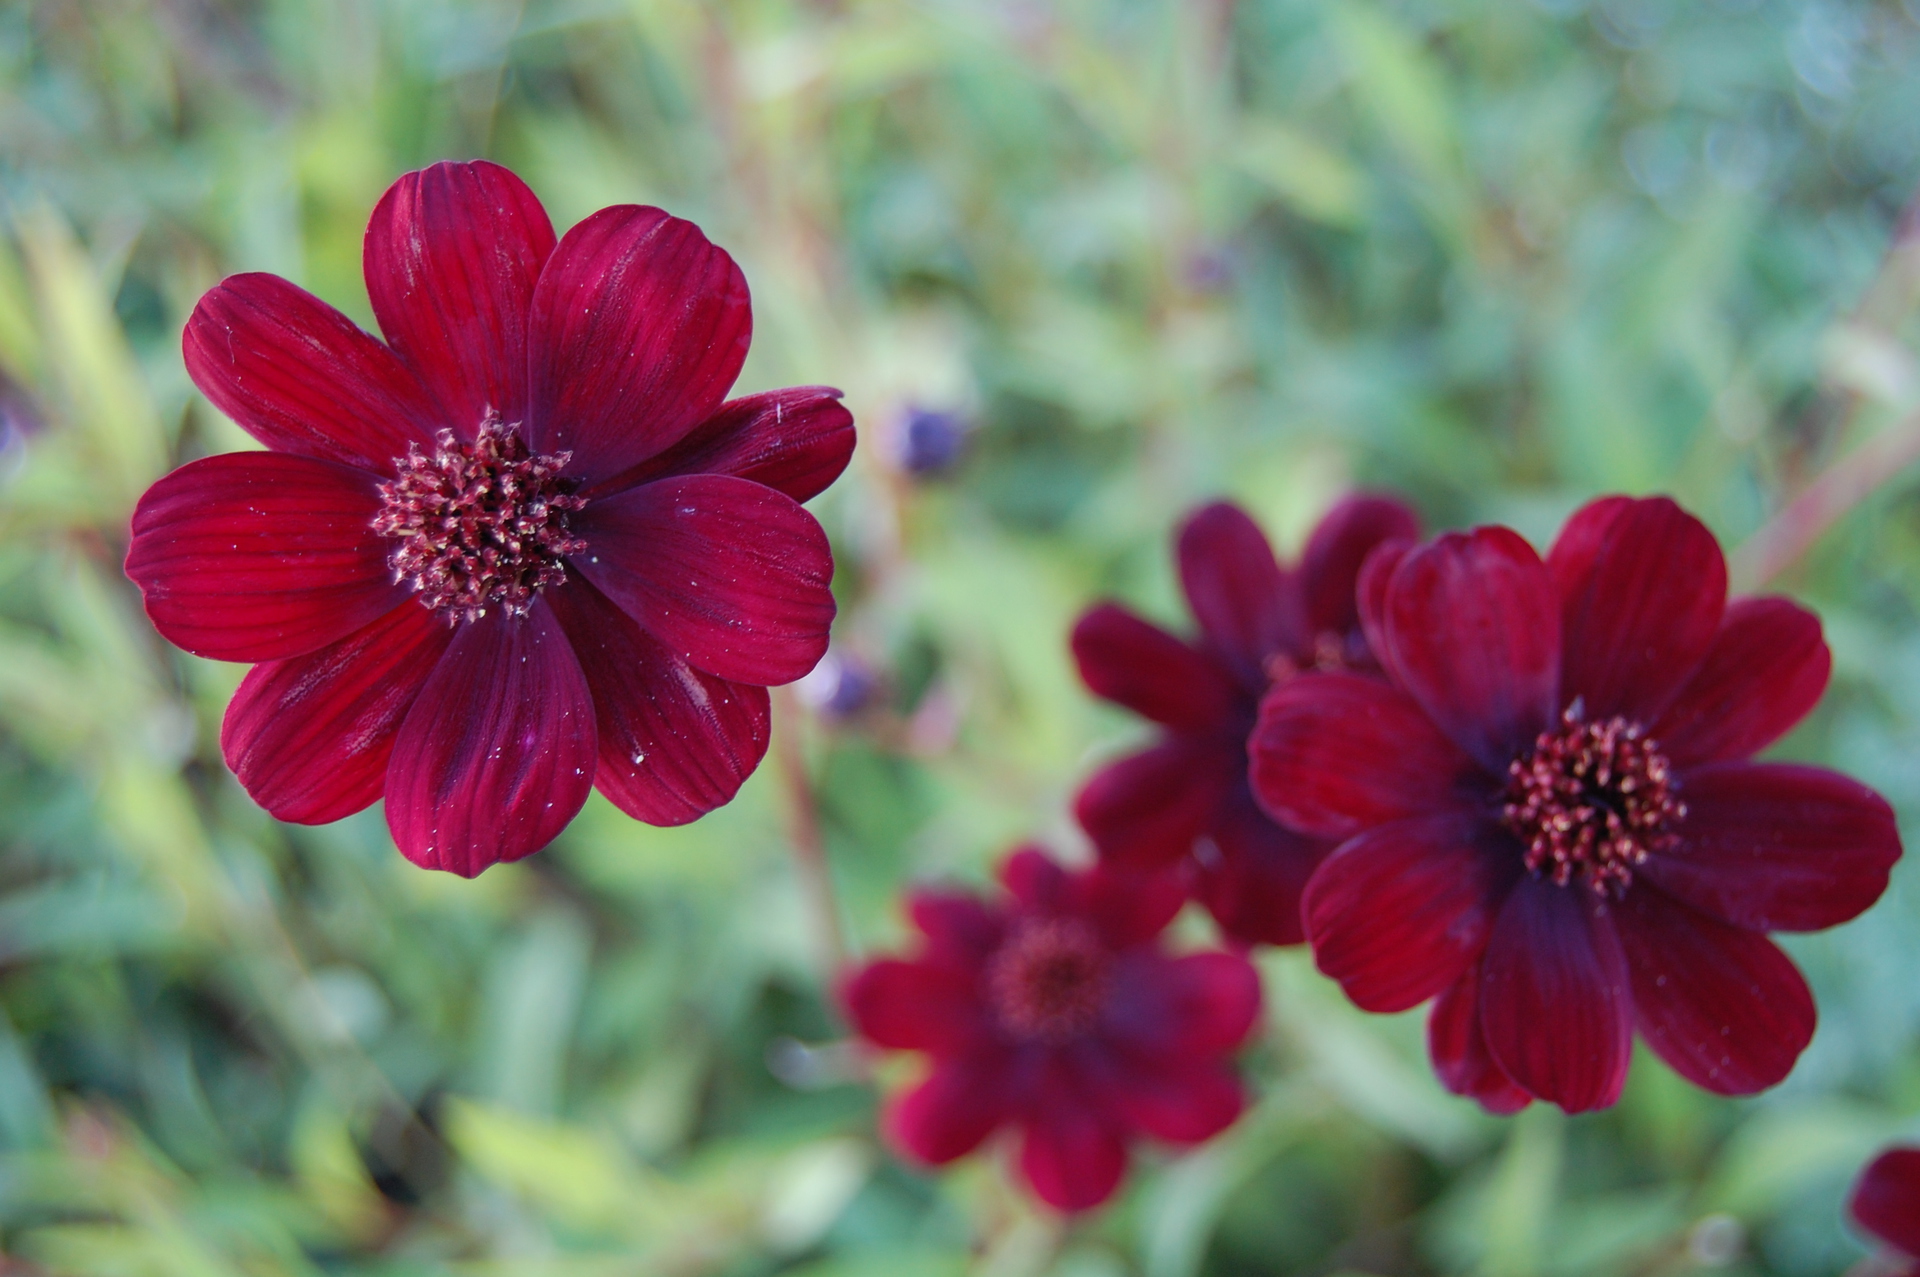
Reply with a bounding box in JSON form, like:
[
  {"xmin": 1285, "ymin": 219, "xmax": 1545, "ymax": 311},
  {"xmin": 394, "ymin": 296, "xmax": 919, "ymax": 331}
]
[{"xmin": 3, "ymin": 0, "xmax": 1920, "ymax": 1272}]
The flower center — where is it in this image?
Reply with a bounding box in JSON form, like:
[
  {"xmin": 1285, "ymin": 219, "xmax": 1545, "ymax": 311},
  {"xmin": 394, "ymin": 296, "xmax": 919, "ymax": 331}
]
[
  {"xmin": 984, "ymin": 917, "xmax": 1111, "ymax": 1041},
  {"xmin": 373, "ymin": 421, "xmax": 587, "ymax": 623},
  {"xmin": 1503, "ymin": 706, "xmax": 1686, "ymax": 895}
]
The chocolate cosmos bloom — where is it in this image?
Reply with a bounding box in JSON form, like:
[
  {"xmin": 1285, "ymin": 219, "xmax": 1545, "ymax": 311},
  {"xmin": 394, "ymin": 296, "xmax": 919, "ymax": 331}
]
[
  {"xmin": 1072, "ymin": 497, "xmax": 1418, "ymax": 945},
  {"xmin": 843, "ymin": 847, "xmax": 1262, "ymax": 1212},
  {"xmin": 125, "ymin": 161, "xmax": 852, "ymax": 875},
  {"xmin": 1249, "ymin": 496, "xmax": 1901, "ymax": 1113},
  {"xmin": 1851, "ymin": 1147, "xmax": 1920, "ymax": 1275}
]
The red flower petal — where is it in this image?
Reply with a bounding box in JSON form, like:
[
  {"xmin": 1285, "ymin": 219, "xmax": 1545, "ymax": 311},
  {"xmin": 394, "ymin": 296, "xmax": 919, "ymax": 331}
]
[
  {"xmin": 1102, "ymin": 1058, "xmax": 1244, "ymax": 1144},
  {"xmin": 1851, "ymin": 1147, "xmax": 1920, "ymax": 1257},
  {"xmin": 588, "ymin": 387, "xmax": 855, "ymax": 505},
  {"xmin": 844, "ymin": 959, "xmax": 986, "ymax": 1053},
  {"xmin": 1176, "ymin": 502, "xmax": 1299, "ymax": 686},
  {"xmin": 1616, "ymin": 887, "xmax": 1814, "ymax": 1096},
  {"xmin": 1427, "ymin": 964, "xmax": 1531, "ymax": 1115},
  {"xmin": 1356, "ymin": 537, "xmax": 1413, "ymax": 681},
  {"xmin": 1479, "ymin": 875, "xmax": 1633, "ymax": 1113},
  {"xmin": 1249, "ymin": 671, "xmax": 1476, "ymax": 839},
  {"xmin": 909, "ymin": 890, "xmax": 1004, "ymax": 966},
  {"xmin": 547, "ymin": 580, "xmax": 769, "ymax": 826},
  {"xmin": 383, "ymin": 601, "xmax": 596, "ymax": 876},
  {"xmin": 1549, "ymin": 496, "xmax": 1727, "ymax": 723},
  {"xmin": 1000, "ymin": 845, "xmax": 1068, "ymax": 912},
  {"xmin": 182, "ymin": 273, "xmax": 440, "ymax": 472},
  {"xmin": 1017, "ymin": 1078, "xmax": 1129, "ymax": 1211},
  {"xmin": 1302, "ymin": 812, "xmax": 1515, "ymax": 1013},
  {"xmin": 1074, "ymin": 737, "xmax": 1235, "ymax": 869},
  {"xmin": 221, "ymin": 602, "xmax": 452, "ymax": 825},
  {"xmin": 125, "ymin": 452, "xmax": 409, "ymax": 662},
  {"xmin": 1106, "ymin": 951, "xmax": 1262, "ymax": 1057},
  {"xmin": 1070, "ymin": 603, "xmax": 1241, "ymax": 732},
  {"xmin": 1651, "ymin": 597, "xmax": 1830, "ymax": 768},
  {"xmin": 363, "ymin": 160, "xmax": 555, "ymax": 437},
  {"xmin": 527, "ymin": 206, "xmax": 750, "ymax": 484},
  {"xmin": 1187, "ymin": 783, "xmax": 1333, "ymax": 947},
  {"xmin": 574, "ymin": 474, "xmax": 834, "ymax": 686},
  {"xmin": 887, "ymin": 1051, "xmax": 1015, "ymax": 1165},
  {"xmin": 1383, "ymin": 527, "xmax": 1561, "ymax": 771},
  {"xmin": 1642, "ymin": 762, "xmax": 1900, "ymax": 931},
  {"xmin": 1300, "ymin": 493, "xmax": 1420, "ymax": 639},
  {"xmin": 1075, "ymin": 866, "xmax": 1188, "ymax": 951}
]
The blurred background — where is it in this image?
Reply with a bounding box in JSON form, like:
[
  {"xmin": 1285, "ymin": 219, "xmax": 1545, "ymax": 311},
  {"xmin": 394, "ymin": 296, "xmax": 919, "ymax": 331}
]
[{"xmin": 4, "ymin": 0, "xmax": 1920, "ymax": 1272}]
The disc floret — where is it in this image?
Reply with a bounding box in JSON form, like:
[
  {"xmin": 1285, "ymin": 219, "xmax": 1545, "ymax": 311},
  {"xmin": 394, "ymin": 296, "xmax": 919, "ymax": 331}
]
[{"xmin": 373, "ymin": 419, "xmax": 587, "ymax": 623}]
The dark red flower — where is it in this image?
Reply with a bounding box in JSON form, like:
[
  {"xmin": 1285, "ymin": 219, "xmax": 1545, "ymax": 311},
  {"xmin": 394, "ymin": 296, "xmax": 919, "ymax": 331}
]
[
  {"xmin": 1249, "ymin": 496, "xmax": 1901, "ymax": 1114},
  {"xmin": 843, "ymin": 847, "xmax": 1262, "ymax": 1212},
  {"xmin": 125, "ymin": 161, "xmax": 853, "ymax": 876},
  {"xmin": 1071, "ymin": 496, "xmax": 1419, "ymax": 945},
  {"xmin": 1851, "ymin": 1147, "xmax": 1920, "ymax": 1274}
]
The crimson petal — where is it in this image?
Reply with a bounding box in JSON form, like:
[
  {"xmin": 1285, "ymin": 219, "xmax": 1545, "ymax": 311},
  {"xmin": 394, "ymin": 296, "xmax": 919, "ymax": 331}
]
[
  {"xmin": 909, "ymin": 890, "xmax": 1004, "ymax": 966},
  {"xmin": 125, "ymin": 452, "xmax": 409, "ymax": 662},
  {"xmin": 574, "ymin": 474, "xmax": 834, "ymax": 686},
  {"xmin": 888, "ymin": 1051, "xmax": 1016, "ymax": 1165},
  {"xmin": 221, "ymin": 602, "xmax": 452, "ymax": 824},
  {"xmin": 1187, "ymin": 783, "xmax": 1333, "ymax": 947},
  {"xmin": 1101, "ymin": 1057, "xmax": 1244, "ymax": 1144},
  {"xmin": 1642, "ymin": 762, "xmax": 1900, "ymax": 932},
  {"xmin": 1176, "ymin": 502, "xmax": 1299, "ymax": 686},
  {"xmin": 1383, "ymin": 527, "xmax": 1561, "ymax": 772},
  {"xmin": 1076, "ymin": 867, "xmax": 1187, "ymax": 951},
  {"xmin": 1479, "ymin": 875, "xmax": 1632, "ymax": 1113},
  {"xmin": 383, "ymin": 601, "xmax": 596, "ymax": 876},
  {"xmin": 363, "ymin": 160, "xmax": 555, "ymax": 436},
  {"xmin": 1300, "ymin": 493, "xmax": 1421, "ymax": 639},
  {"xmin": 548, "ymin": 580, "xmax": 769, "ymax": 826},
  {"xmin": 1427, "ymin": 964, "xmax": 1531, "ymax": 1115},
  {"xmin": 1851, "ymin": 1147, "xmax": 1920, "ymax": 1257},
  {"xmin": 1302, "ymin": 812, "xmax": 1514, "ymax": 1014},
  {"xmin": 1075, "ymin": 738, "xmax": 1235, "ymax": 870},
  {"xmin": 844, "ymin": 959, "xmax": 986, "ymax": 1053},
  {"xmin": 1356, "ymin": 538, "xmax": 1413, "ymax": 681},
  {"xmin": 1071, "ymin": 603, "xmax": 1241, "ymax": 732},
  {"xmin": 1249, "ymin": 671, "xmax": 1476, "ymax": 839},
  {"xmin": 1651, "ymin": 597, "xmax": 1830, "ymax": 768},
  {"xmin": 1017, "ymin": 1074, "xmax": 1129, "ymax": 1212},
  {"xmin": 1616, "ymin": 887, "xmax": 1814, "ymax": 1095},
  {"xmin": 587, "ymin": 387, "xmax": 855, "ymax": 504},
  {"xmin": 1549, "ymin": 496, "xmax": 1727, "ymax": 723},
  {"xmin": 527, "ymin": 206, "xmax": 750, "ymax": 484},
  {"xmin": 182, "ymin": 273, "xmax": 440, "ymax": 471},
  {"xmin": 1001, "ymin": 846, "xmax": 1069, "ymax": 913},
  {"xmin": 1105, "ymin": 951, "xmax": 1261, "ymax": 1058}
]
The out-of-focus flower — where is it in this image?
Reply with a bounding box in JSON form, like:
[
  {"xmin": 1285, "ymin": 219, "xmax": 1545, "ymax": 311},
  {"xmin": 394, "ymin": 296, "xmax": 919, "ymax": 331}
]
[
  {"xmin": 1251, "ymin": 496, "xmax": 1901, "ymax": 1113},
  {"xmin": 796, "ymin": 648, "xmax": 882, "ymax": 722},
  {"xmin": 125, "ymin": 160, "xmax": 854, "ymax": 876},
  {"xmin": 894, "ymin": 405, "xmax": 970, "ymax": 478},
  {"xmin": 1851, "ymin": 1147, "xmax": 1920, "ymax": 1274},
  {"xmin": 1071, "ymin": 496, "xmax": 1419, "ymax": 946},
  {"xmin": 843, "ymin": 846, "xmax": 1261, "ymax": 1212}
]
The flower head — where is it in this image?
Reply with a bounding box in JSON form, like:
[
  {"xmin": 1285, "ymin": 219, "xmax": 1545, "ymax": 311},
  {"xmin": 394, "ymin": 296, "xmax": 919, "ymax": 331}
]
[
  {"xmin": 843, "ymin": 847, "xmax": 1262, "ymax": 1212},
  {"xmin": 1249, "ymin": 496, "xmax": 1901, "ymax": 1113},
  {"xmin": 125, "ymin": 161, "xmax": 854, "ymax": 876},
  {"xmin": 1851, "ymin": 1147, "xmax": 1920, "ymax": 1275},
  {"xmin": 1071, "ymin": 496, "xmax": 1418, "ymax": 945}
]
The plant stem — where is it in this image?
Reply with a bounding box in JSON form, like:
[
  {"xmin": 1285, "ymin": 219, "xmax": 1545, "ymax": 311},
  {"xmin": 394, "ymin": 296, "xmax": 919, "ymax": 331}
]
[
  {"xmin": 772, "ymin": 684, "xmax": 848, "ymax": 979},
  {"xmin": 1729, "ymin": 405, "xmax": 1920, "ymax": 592}
]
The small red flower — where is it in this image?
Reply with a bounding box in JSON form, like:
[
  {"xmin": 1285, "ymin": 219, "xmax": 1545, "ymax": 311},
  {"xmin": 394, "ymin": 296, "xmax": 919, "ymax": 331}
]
[
  {"xmin": 1851, "ymin": 1147, "xmax": 1920, "ymax": 1274},
  {"xmin": 1249, "ymin": 496, "xmax": 1901, "ymax": 1113},
  {"xmin": 125, "ymin": 161, "xmax": 854, "ymax": 876},
  {"xmin": 843, "ymin": 847, "xmax": 1262, "ymax": 1212},
  {"xmin": 1071, "ymin": 496, "xmax": 1418, "ymax": 945}
]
